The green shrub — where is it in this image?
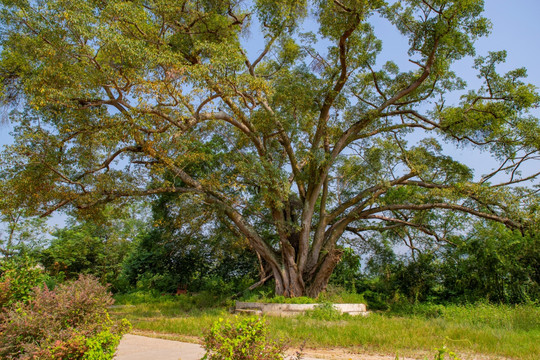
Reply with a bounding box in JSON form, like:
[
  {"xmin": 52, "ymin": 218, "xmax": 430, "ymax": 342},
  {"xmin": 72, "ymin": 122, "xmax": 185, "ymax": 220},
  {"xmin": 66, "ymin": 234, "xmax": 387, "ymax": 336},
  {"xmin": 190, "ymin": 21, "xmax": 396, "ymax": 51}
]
[
  {"xmin": 0, "ymin": 274, "xmax": 131, "ymax": 359},
  {"xmin": 304, "ymin": 302, "xmax": 345, "ymax": 321},
  {"xmin": 361, "ymin": 289, "xmax": 390, "ymax": 310},
  {"xmin": 432, "ymin": 346, "xmax": 462, "ymax": 360},
  {"xmin": 0, "ymin": 255, "xmax": 46, "ymax": 307},
  {"xmin": 82, "ymin": 327, "xmax": 128, "ymax": 360},
  {"xmin": 202, "ymin": 316, "xmax": 287, "ymax": 360},
  {"xmin": 30, "ymin": 327, "xmax": 129, "ymax": 360}
]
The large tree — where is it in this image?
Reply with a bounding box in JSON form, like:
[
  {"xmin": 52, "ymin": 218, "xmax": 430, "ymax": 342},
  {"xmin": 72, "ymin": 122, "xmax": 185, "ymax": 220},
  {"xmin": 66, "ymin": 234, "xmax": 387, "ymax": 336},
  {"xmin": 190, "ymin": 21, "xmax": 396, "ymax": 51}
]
[{"xmin": 1, "ymin": 0, "xmax": 539, "ymax": 297}]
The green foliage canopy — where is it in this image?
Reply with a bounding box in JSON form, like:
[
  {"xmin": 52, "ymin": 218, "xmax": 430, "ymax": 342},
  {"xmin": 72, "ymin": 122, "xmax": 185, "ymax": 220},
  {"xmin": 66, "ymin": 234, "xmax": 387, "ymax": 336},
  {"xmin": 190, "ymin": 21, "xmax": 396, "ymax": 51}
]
[{"xmin": 0, "ymin": 0, "xmax": 539, "ymax": 297}]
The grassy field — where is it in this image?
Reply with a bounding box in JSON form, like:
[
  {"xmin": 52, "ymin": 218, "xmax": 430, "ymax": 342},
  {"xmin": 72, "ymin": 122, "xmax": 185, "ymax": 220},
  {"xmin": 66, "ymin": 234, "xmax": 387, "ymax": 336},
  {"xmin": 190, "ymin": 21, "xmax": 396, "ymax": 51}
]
[{"xmin": 110, "ymin": 292, "xmax": 540, "ymax": 359}]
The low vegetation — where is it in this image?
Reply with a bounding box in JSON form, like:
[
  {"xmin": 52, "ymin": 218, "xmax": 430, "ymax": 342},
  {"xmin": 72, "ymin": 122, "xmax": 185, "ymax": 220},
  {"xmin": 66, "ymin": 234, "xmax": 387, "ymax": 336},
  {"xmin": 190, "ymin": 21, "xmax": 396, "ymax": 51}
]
[
  {"xmin": 110, "ymin": 292, "xmax": 540, "ymax": 360},
  {"xmin": 2, "ymin": 208, "xmax": 539, "ymax": 360},
  {"xmin": 0, "ymin": 274, "xmax": 130, "ymax": 360},
  {"xmin": 202, "ymin": 316, "xmax": 288, "ymax": 360}
]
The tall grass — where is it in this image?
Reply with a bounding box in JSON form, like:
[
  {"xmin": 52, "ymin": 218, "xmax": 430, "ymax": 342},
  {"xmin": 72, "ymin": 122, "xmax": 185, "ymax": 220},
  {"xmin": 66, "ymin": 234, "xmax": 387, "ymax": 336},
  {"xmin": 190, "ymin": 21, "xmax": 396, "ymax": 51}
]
[{"xmin": 110, "ymin": 293, "xmax": 540, "ymax": 359}]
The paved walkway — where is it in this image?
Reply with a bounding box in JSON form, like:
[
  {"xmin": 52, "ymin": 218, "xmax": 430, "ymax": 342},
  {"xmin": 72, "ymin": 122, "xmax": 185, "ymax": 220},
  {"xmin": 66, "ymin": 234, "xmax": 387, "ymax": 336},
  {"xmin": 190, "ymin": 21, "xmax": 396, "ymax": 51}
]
[
  {"xmin": 114, "ymin": 334, "xmax": 205, "ymax": 360},
  {"xmin": 114, "ymin": 334, "xmax": 325, "ymax": 360}
]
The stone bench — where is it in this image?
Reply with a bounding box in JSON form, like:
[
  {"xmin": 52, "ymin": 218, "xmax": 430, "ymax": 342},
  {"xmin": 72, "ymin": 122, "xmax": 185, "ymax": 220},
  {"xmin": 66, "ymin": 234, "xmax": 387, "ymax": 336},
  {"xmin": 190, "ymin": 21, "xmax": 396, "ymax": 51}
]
[{"xmin": 235, "ymin": 302, "xmax": 368, "ymax": 317}]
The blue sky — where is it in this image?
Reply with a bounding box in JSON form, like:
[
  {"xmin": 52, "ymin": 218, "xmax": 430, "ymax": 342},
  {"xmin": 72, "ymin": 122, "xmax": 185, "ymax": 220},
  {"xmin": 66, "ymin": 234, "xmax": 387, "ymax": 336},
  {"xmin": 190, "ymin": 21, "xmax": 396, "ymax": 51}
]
[{"xmin": 1, "ymin": 1, "xmax": 539, "ymax": 228}]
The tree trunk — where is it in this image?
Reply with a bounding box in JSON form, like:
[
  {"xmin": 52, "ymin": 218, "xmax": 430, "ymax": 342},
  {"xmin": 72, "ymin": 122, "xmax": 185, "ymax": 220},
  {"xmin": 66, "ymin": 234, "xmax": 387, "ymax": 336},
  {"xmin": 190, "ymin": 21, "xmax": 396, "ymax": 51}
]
[
  {"xmin": 272, "ymin": 262, "xmax": 305, "ymax": 297},
  {"xmin": 306, "ymin": 248, "xmax": 343, "ymax": 298},
  {"xmin": 232, "ymin": 200, "xmax": 343, "ymax": 298},
  {"xmin": 269, "ymin": 247, "xmax": 342, "ymax": 298}
]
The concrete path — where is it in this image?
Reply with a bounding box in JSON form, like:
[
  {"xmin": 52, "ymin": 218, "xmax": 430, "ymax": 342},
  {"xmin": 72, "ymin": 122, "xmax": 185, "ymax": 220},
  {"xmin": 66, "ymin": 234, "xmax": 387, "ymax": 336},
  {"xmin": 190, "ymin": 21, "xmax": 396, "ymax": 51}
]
[
  {"xmin": 114, "ymin": 334, "xmax": 205, "ymax": 360},
  {"xmin": 113, "ymin": 334, "xmax": 324, "ymax": 360}
]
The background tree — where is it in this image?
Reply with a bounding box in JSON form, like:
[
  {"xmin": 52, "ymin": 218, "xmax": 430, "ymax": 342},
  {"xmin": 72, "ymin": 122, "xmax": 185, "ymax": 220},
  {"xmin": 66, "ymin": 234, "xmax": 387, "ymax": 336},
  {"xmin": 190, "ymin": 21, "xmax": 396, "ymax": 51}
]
[
  {"xmin": 440, "ymin": 222, "xmax": 540, "ymax": 304},
  {"xmin": 39, "ymin": 206, "xmax": 143, "ymax": 289},
  {"xmin": 1, "ymin": 0, "xmax": 539, "ymax": 297},
  {"xmin": 344, "ymin": 218, "xmax": 540, "ymax": 306},
  {"xmin": 121, "ymin": 190, "xmax": 260, "ymax": 294}
]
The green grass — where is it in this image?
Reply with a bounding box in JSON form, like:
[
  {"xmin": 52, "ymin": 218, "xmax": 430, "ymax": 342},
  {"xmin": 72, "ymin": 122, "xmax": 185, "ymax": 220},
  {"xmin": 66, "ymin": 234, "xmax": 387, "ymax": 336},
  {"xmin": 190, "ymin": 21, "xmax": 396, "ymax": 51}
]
[{"xmin": 110, "ymin": 292, "xmax": 540, "ymax": 359}]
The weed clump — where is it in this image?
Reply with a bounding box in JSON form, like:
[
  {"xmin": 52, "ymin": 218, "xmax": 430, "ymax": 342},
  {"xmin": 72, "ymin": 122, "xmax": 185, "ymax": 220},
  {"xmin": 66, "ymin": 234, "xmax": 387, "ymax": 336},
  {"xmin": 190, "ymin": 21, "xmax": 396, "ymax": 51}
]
[
  {"xmin": 203, "ymin": 316, "xmax": 287, "ymax": 360},
  {"xmin": 304, "ymin": 302, "xmax": 348, "ymax": 321}
]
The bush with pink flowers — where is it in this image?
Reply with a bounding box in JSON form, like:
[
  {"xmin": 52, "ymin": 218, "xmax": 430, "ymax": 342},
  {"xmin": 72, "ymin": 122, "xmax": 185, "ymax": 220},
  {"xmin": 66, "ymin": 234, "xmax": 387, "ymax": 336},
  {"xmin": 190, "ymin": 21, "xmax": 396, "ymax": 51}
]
[{"xmin": 0, "ymin": 274, "xmax": 130, "ymax": 360}]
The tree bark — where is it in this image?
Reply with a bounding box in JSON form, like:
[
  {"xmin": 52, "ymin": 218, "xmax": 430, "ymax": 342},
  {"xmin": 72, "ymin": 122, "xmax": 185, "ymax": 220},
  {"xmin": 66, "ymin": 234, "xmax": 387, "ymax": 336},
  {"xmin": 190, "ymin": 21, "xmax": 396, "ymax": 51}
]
[
  {"xmin": 273, "ymin": 261, "xmax": 307, "ymax": 298},
  {"xmin": 306, "ymin": 248, "xmax": 343, "ymax": 298}
]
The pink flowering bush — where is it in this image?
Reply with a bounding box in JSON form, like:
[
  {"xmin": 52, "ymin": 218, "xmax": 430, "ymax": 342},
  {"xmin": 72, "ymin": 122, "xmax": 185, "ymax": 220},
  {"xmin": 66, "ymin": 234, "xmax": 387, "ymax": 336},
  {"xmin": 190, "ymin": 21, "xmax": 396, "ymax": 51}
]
[{"xmin": 0, "ymin": 274, "xmax": 130, "ymax": 360}]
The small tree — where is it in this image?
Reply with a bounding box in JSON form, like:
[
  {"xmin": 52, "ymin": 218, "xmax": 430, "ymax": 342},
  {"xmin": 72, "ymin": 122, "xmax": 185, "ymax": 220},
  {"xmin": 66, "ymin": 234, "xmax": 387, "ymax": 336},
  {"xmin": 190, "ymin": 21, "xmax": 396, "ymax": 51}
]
[{"xmin": 1, "ymin": 0, "xmax": 539, "ymax": 297}]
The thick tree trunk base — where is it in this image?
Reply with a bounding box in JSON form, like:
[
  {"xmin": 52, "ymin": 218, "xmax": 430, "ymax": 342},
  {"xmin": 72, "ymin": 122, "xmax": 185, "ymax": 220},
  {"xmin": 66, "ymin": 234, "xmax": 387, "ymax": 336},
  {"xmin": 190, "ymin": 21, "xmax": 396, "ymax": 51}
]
[{"xmin": 273, "ymin": 249, "xmax": 343, "ymax": 298}]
